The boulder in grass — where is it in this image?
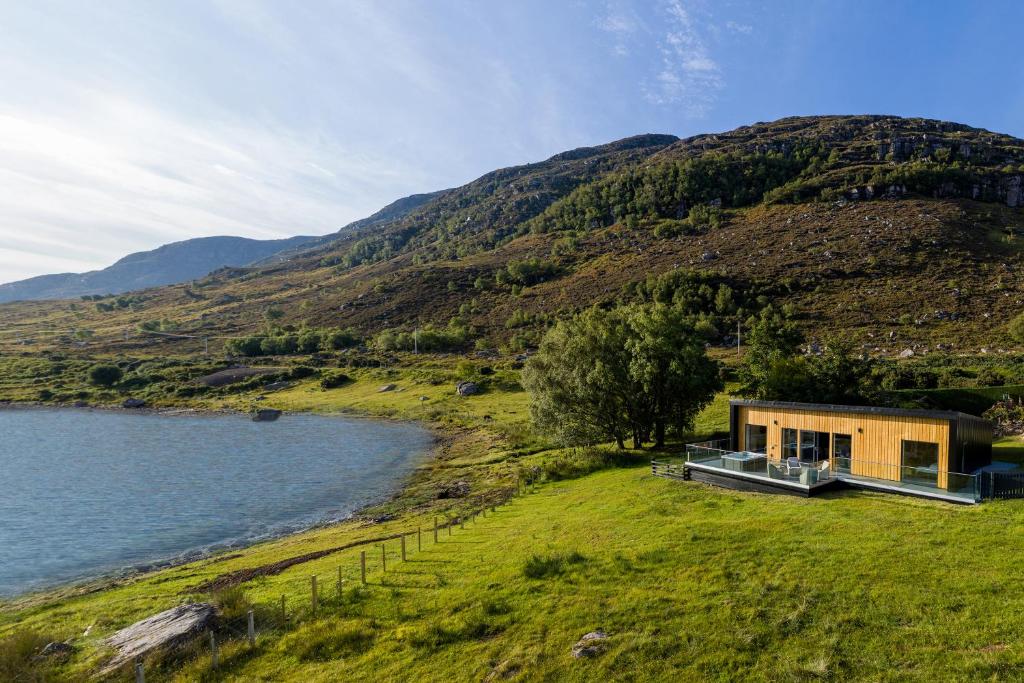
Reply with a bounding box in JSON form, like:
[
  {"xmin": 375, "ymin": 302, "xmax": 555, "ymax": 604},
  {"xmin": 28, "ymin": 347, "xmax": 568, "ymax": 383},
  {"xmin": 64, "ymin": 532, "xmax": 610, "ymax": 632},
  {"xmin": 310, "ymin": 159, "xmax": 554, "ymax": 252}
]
[
  {"xmin": 101, "ymin": 603, "xmax": 215, "ymax": 674},
  {"xmin": 34, "ymin": 641, "xmax": 74, "ymax": 661},
  {"xmin": 571, "ymin": 631, "xmax": 609, "ymax": 658},
  {"xmin": 122, "ymin": 398, "xmax": 146, "ymax": 409},
  {"xmin": 455, "ymin": 381, "xmax": 479, "ymax": 396},
  {"xmin": 379, "ymin": 383, "xmax": 397, "ymax": 393},
  {"xmin": 252, "ymin": 408, "xmax": 282, "ymax": 422},
  {"xmin": 438, "ymin": 480, "xmax": 470, "ymax": 499}
]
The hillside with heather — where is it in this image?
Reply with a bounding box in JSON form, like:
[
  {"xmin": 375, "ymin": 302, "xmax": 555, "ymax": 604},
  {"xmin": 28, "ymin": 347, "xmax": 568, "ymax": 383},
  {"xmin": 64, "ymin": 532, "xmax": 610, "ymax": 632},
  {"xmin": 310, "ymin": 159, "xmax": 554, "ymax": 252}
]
[{"xmin": 3, "ymin": 115, "xmax": 1024, "ymax": 360}]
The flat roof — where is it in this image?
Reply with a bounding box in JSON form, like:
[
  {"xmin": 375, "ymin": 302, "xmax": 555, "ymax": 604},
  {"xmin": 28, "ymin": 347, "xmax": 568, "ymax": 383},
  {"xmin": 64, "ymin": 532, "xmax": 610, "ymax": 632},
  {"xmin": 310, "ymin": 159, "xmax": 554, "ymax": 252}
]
[{"xmin": 730, "ymin": 399, "xmax": 988, "ymax": 423}]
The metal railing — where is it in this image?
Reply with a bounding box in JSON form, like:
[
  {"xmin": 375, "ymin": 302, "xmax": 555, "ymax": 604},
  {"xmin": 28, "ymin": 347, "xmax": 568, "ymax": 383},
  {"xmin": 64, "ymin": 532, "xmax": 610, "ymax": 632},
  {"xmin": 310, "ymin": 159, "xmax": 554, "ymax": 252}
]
[{"xmin": 661, "ymin": 443, "xmax": 982, "ymax": 502}]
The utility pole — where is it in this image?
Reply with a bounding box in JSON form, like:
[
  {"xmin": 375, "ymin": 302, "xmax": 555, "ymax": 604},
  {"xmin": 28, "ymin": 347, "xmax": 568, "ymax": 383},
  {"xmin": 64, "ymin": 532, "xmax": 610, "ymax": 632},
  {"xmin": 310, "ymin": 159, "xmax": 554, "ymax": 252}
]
[{"xmin": 414, "ymin": 328, "xmax": 419, "ymax": 354}]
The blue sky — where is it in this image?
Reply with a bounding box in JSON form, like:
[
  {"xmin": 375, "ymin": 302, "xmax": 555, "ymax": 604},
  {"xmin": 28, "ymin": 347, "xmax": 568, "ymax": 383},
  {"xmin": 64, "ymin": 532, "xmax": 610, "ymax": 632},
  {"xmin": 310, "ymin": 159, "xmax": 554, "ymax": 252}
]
[{"xmin": 2, "ymin": 0, "xmax": 1023, "ymax": 282}]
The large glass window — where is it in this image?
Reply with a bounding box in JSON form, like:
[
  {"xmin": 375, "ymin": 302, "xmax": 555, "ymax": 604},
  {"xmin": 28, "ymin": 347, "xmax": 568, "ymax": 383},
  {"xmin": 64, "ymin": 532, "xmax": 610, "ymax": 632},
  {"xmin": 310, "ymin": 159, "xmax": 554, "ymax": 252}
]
[
  {"xmin": 902, "ymin": 440, "xmax": 939, "ymax": 486},
  {"xmin": 745, "ymin": 424, "xmax": 767, "ymax": 453},
  {"xmin": 782, "ymin": 428, "xmax": 798, "ymax": 459}
]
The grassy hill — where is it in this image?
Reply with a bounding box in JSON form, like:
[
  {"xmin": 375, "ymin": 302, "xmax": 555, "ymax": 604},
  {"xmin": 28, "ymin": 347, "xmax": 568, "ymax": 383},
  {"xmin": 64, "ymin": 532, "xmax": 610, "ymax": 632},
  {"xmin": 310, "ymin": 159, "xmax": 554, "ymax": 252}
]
[{"xmin": 2, "ymin": 115, "xmax": 1024, "ymax": 363}]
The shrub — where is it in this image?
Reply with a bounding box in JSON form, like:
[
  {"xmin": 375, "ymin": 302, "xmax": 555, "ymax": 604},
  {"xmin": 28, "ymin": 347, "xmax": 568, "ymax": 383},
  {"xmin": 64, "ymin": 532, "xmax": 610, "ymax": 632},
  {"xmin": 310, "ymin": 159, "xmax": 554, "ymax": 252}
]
[
  {"xmin": 502, "ymin": 258, "xmax": 561, "ymax": 286},
  {"xmin": 523, "ymin": 551, "xmax": 586, "ymax": 579},
  {"xmin": 976, "ymin": 366, "xmax": 1008, "ymax": 387},
  {"xmin": 88, "ymin": 364, "xmax": 122, "ymax": 387},
  {"xmin": 211, "ymin": 586, "xmax": 250, "ymax": 624},
  {"xmin": 1009, "ymin": 312, "xmax": 1024, "ymax": 345},
  {"xmin": 320, "ymin": 372, "xmax": 352, "ymax": 390},
  {"xmin": 288, "ymin": 366, "xmax": 317, "ymax": 380}
]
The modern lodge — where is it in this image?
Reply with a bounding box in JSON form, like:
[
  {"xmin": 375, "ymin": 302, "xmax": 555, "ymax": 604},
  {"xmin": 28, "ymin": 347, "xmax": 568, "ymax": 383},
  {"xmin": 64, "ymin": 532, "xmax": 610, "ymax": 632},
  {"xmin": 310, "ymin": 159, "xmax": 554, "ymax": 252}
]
[{"xmin": 655, "ymin": 400, "xmax": 994, "ymax": 504}]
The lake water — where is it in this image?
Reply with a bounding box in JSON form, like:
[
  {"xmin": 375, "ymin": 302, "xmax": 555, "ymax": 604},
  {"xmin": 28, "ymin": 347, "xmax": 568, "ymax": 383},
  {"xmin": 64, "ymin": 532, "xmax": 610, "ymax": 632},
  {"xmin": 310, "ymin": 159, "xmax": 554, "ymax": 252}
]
[{"xmin": 0, "ymin": 408, "xmax": 432, "ymax": 597}]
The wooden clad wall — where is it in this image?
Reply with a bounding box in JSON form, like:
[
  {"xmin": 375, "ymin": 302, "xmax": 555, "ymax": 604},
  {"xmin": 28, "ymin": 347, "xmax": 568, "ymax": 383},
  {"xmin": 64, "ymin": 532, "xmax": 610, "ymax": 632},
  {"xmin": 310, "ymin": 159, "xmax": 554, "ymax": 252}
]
[{"xmin": 737, "ymin": 405, "xmax": 950, "ymax": 487}]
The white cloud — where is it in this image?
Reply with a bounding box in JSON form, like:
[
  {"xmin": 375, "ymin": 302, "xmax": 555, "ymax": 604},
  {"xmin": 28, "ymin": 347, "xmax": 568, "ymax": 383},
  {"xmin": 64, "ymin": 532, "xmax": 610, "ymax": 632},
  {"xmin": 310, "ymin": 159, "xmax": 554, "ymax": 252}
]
[
  {"xmin": 726, "ymin": 20, "xmax": 754, "ymax": 35},
  {"xmin": 0, "ymin": 93, "xmax": 435, "ymax": 282},
  {"xmin": 641, "ymin": 0, "xmax": 723, "ymax": 113},
  {"xmin": 596, "ymin": 0, "xmax": 726, "ymax": 114}
]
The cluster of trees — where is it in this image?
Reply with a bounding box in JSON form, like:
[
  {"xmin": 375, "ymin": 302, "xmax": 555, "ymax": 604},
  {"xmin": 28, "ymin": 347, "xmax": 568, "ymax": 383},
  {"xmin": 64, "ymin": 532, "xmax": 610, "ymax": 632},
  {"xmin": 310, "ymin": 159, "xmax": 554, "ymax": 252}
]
[
  {"xmin": 224, "ymin": 327, "xmax": 361, "ymax": 357},
  {"xmin": 522, "ymin": 304, "xmax": 722, "ymax": 449},
  {"xmin": 342, "ymin": 225, "xmax": 419, "ymax": 269},
  {"xmin": 373, "ymin": 320, "xmax": 472, "ymax": 353},
  {"xmin": 495, "ymin": 258, "xmax": 561, "ymax": 287},
  {"xmin": 737, "ymin": 311, "xmax": 877, "ymax": 405},
  {"xmin": 92, "ymin": 294, "xmax": 147, "ymax": 312},
  {"xmin": 625, "ymin": 269, "xmax": 788, "ymax": 345},
  {"xmin": 529, "ymin": 148, "xmax": 822, "ymax": 234}
]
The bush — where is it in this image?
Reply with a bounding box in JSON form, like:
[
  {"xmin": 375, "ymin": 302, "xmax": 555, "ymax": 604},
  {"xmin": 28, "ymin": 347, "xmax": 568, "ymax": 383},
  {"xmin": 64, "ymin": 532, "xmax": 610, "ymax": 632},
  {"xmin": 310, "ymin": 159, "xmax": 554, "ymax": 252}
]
[
  {"xmin": 320, "ymin": 372, "xmax": 352, "ymax": 390},
  {"xmin": 88, "ymin": 364, "xmax": 122, "ymax": 387},
  {"xmin": 523, "ymin": 551, "xmax": 587, "ymax": 579},
  {"xmin": 288, "ymin": 366, "xmax": 317, "ymax": 380},
  {"xmin": 976, "ymin": 366, "xmax": 1008, "ymax": 387},
  {"xmin": 211, "ymin": 586, "xmax": 250, "ymax": 624}
]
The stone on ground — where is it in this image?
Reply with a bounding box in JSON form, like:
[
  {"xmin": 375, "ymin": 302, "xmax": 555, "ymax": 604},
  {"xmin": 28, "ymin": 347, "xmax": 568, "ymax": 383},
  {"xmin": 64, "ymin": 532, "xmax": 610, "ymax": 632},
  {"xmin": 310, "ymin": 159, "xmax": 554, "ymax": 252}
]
[{"xmin": 101, "ymin": 603, "xmax": 215, "ymax": 673}]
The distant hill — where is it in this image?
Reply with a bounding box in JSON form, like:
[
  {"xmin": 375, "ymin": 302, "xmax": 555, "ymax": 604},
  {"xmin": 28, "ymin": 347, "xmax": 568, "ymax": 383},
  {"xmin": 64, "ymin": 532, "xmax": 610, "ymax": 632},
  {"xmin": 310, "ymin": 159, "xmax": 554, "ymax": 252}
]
[
  {"xmin": 254, "ymin": 190, "xmax": 449, "ymax": 266},
  {"xmin": 4, "ymin": 116, "xmax": 1024, "ymax": 354},
  {"xmin": 0, "ymin": 235, "xmax": 317, "ymax": 303}
]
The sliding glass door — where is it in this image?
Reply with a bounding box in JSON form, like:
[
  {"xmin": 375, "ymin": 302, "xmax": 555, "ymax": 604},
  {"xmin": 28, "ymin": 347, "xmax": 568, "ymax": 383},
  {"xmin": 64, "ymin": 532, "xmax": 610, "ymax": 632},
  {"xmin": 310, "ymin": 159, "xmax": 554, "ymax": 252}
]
[{"xmin": 798, "ymin": 430, "xmax": 830, "ymax": 463}]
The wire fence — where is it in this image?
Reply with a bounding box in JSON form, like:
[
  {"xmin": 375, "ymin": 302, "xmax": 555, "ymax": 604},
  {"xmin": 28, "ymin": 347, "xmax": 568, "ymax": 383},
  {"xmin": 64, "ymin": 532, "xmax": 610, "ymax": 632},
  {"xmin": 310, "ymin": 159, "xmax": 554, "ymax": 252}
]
[{"xmin": 7, "ymin": 477, "xmax": 543, "ymax": 682}]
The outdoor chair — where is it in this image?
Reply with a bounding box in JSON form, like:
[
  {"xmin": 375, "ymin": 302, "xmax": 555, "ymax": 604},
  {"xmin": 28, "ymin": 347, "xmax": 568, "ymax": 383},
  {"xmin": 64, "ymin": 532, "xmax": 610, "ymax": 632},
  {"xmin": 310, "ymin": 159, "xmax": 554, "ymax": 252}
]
[
  {"xmin": 818, "ymin": 460, "xmax": 830, "ymax": 479},
  {"xmin": 785, "ymin": 457, "xmax": 802, "ymax": 476}
]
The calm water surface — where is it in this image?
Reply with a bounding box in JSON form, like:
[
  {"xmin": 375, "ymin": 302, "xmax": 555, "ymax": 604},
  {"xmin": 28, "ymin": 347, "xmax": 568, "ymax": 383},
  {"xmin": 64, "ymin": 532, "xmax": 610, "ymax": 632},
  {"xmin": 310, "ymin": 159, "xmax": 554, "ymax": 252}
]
[{"xmin": 0, "ymin": 408, "xmax": 432, "ymax": 597}]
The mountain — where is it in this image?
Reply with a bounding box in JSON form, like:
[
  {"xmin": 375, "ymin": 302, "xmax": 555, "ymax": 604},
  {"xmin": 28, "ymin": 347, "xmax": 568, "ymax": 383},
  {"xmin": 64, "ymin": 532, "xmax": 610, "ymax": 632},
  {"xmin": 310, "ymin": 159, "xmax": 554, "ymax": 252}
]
[
  {"xmin": 4, "ymin": 116, "xmax": 1024, "ymax": 354},
  {"xmin": 253, "ymin": 190, "xmax": 449, "ymax": 267},
  {"xmin": 0, "ymin": 235, "xmax": 318, "ymax": 303}
]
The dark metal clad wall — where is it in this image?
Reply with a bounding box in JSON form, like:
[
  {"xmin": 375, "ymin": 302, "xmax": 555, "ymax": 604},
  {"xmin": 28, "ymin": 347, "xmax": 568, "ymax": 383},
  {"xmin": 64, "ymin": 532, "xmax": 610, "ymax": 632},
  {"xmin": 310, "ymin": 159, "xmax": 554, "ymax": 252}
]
[{"xmin": 955, "ymin": 415, "xmax": 994, "ymax": 473}]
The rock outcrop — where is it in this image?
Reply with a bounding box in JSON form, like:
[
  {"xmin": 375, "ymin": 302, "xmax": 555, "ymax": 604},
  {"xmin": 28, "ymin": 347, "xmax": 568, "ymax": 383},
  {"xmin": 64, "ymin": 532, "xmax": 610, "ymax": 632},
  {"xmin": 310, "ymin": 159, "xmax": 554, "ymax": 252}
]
[{"xmin": 102, "ymin": 603, "xmax": 215, "ymax": 673}]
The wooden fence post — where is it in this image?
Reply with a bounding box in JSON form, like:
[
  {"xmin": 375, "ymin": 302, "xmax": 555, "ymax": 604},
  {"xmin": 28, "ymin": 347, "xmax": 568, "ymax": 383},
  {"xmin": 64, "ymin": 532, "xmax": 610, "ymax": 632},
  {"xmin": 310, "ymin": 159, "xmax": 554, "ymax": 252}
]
[
  {"xmin": 338, "ymin": 566, "xmax": 344, "ymax": 596},
  {"xmin": 382, "ymin": 543, "xmax": 387, "ymax": 572},
  {"xmin": 401, "ymin": 535, "xmax": 407, "ymax": 562},
  {"xmin": 361, "ymin": 551, "xmax": 367, "ymax": 584},
  {"xmin": 210, "ymin": 631, "xmax": 218, "ymax": 669},
  {"xmin": 448, "ymin": 516, "xmax": 452, "ymax": 536},
  {"xmin": 418, "ymin": 526, "xmax": 422, "ymax": 551},
  {"xmin": 247, "ymin": 609, "xmax": 255, "ymax": 647},
  {"xmin": 311, "ymin": 575, "xmax": 318, "ymax": 613},
  {"xmin": 433, "ymin": 516, "xmax": 438, "ymax": 542},
  {"xmin": 460, "ymin": 516, "xmax": 465, "ymax": 530},
  {"xmin": 135, "ymin": 660, "xmax": 145, "ymax": 683}
]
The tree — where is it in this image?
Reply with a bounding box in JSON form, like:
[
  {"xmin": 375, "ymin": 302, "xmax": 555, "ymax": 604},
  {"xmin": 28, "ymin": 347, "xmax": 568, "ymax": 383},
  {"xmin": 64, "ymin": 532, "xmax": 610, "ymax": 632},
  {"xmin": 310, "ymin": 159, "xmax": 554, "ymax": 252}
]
[
  {"xmin": 1009, "ymin": 312, "xmax": 1024, "ymax": 345},
  {"xmin": 738, "ymin": 310, "xmax": 876, "ymax": 404},
  {"xmin": 522, "ymin": 304, "xmax": 721, "ymax": 449},
  {"xmin": 625, "ymin": 304, "xmax": 722, "ymax": 447},
  {"xmin": 88, "ymin": 364, "xmax": 123, "ymax": 387},
  {"xmin": 737, "ymin": 310, "xmax": 805, "ymax": 399},
  {"xmin": 522, "ymin": 307, "xmax": 633, "ymax": 448},
  {"xmin": 804, "ymin": 338, "xmax": 877, "ymax": 404}
]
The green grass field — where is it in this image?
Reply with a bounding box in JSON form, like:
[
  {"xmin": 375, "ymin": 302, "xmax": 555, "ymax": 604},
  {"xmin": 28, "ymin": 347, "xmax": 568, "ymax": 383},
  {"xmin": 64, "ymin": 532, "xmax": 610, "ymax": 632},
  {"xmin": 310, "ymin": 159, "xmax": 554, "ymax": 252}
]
[
  {"xmin": 5, "ymin": 367, "xmax": 1024, "ymax": 681},
  {"xmin": 8, "ymin": 465, "xmax": 1024, "ymax": 681}
]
